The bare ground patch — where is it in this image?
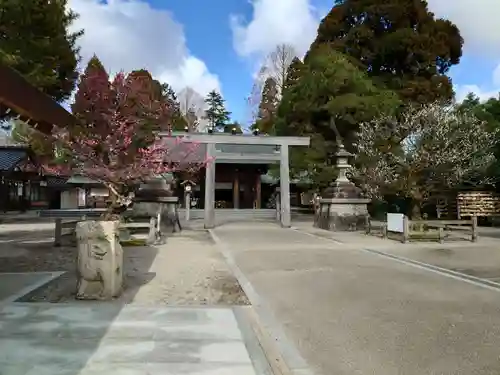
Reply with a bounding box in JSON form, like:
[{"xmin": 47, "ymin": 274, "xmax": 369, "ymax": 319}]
[{"xmin": 0, "ymin": 228, "xmax": 248, "ymax": 305}]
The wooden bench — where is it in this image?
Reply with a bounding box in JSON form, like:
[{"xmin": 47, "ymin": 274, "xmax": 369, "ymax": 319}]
[{"xmin": 39, "ymin": 209, "xmax": 158, "ymax": 246}]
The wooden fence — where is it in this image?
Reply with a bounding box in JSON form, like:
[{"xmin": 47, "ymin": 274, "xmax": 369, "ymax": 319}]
[{"xmin": 366, "ymin": 216, "xmax": 478, "ymax": 243}]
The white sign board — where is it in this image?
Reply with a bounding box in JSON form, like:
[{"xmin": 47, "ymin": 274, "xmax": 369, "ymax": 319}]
[{"xmin": 387, "ymin": 213, "xmax": 405, "ymax": 233}]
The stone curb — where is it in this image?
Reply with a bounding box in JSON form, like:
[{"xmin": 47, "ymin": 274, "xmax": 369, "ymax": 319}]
[
  {"xmin": 0, "ymin": 271, "xmax": 65, "ymax": 305},
  {"xmin": 209, "ymin": 229, "xmax": 315, "ymax": 375}
]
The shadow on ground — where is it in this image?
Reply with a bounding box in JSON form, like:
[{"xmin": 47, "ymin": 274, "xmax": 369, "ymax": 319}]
[{"xmin": 0, "ymin": 222, "xmax": 160, "ymax": 375}]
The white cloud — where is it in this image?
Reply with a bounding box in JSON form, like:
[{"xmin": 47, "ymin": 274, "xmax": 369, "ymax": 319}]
[
  {"xmin": 426, "ymin": 1, "xmax": 500, "ymax": 102},
  {"xmin": 230, "ymin": 0, "xmax": 323, "ymax": 59},
  {"xmin": 454, "ymin": 62, "xmax": 500, "ymax": 102},
  {"xmin": 68, "ymin": 0, "xmax": 220, "ymax": 97},
  {"xmin": 232, "ymin": 0, "xmax": 500, "ymax": 60},
  {"xmin": 427, "ymin": 0, "xmax": 500, "ymax": 58},
  {"xmin": 232, "ymin": 0, "xmax": 500, "ymax": 103},
  {"xmin": 493, "ymin": 64, "xmax": 500, "ymax": 87}
]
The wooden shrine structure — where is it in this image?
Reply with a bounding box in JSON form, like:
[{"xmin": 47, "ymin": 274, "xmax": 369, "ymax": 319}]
[{"xmin": 160, "ymin": 132, "xmax": 311, "ymax": 228}]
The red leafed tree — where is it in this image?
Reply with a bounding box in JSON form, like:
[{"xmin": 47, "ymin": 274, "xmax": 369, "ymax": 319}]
[{"xmin": 49, "ymin": 57, "xmax": 206, "ymax": 218}]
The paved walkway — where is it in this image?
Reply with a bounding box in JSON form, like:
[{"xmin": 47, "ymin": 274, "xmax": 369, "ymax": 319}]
[
  {"xmin": 0, "ymin": 227, "xmax": 270, "ymax": 375},
  {"xmin": 212, "ymin": 222, "xmax": 500, "ymax": 375},
  {"xmin": 0, "ymin": 304, "xmax": 261, "ymax": 375}
]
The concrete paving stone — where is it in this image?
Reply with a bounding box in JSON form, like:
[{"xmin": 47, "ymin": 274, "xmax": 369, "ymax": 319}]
[
  {"xmin": 0, "ymin": 338, "xmax": 252, "ymax": 368},
  {"xmin": 0, "ymin": 304, "xmax": 258, "ymax": 375},
  {"xmin": 24, "ymin": 363, "xmax": 257, "ymax": 375},
  {"xmin": 32, "ymin": 305, "xmax": 235, "ymax": 325},
  {"xmin": 0, "ymin": 306, "xmax": 243, "ymax": 341},
  {"xmin": 86, "ymin": 339, "xmax": 252, "ymax": 364},
  {"xmin": 1, "ymin": 319, "xmax": 243, "ymax": 341},
  {"xmin": 0, "ymin": 363, "xmax": 36, "ymax": 375}
]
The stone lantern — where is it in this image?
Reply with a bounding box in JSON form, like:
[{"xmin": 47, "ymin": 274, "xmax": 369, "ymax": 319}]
[
  {"xmin": 132, "ymin": 175, "xmax": 180, "ymax": 240},
  {"xmin": 317, "ymin": 140, "xmax": 370, "ymax": 231}
]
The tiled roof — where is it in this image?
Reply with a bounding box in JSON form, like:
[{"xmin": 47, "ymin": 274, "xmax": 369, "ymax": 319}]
[
  {"xmin": 46, "ymin": 176, "xmax": 68, "ymax": 187},
  {"xmin": 0, "ymin": 148, "xmax": 28, "ymax": 171}
]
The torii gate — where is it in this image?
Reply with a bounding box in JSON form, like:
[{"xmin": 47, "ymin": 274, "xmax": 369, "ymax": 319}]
[{"xmin": 164, "ymin": 132, "xmax": 310, "ymax": 228}]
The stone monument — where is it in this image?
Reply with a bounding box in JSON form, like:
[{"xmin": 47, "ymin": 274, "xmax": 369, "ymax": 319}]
[
  {"xmin": 75, "ymin": 220, "xmax": 123, "ymax": 300},
  {"xmin": 316, "ymin": 123, "xmax": 370, "ymax": 231},
  {"xmin": 133, "ymin": 175, "xmax": 180, "ymax": 241}
]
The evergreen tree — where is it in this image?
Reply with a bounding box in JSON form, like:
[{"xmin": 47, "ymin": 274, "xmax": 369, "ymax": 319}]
[
  {"xmin": 127, "ymin": 72, "xmax": 186, "ymax": 132},
  {"xmin": 72, "ymin": 56, "xmax": 112, "ymax": 136},
  {"xmin": 0, "ymin": 0, "xmax": 83, "ymax": 102},
  {"xmin": 224, "ymin": 121, "xmax": 243, "ymax": 134},
  {"xmin": 253, "ymin": 77, "xmax": 279, "ymax": 133},
  {"xmin": 203, "ymin": 90, "xmax": 231, "ymax": 131},
  {"xmin": 308, "ymin": 0, "xmax": 463, "ymax": 104},
  {"xmin": 283, "ymin": 57, "xmax": 304, "ymax": 92},
  {"xmin": 276, "ymin": 46, "xmax": 400, "ymax": 189},
  {"xmin": 160, "ymin": 83, "xmax": 186, "ymax": 131}
]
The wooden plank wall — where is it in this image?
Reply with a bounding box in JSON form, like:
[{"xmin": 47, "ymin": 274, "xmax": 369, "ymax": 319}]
[{"xmin": 457, "ymin": 191, "xmax": 500, "ymax": 218}]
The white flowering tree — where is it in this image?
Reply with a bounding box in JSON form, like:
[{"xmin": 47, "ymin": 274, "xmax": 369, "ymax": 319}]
[{"xmin": 351, "ymin": 103, "xmax": 499, "ymax": 218}]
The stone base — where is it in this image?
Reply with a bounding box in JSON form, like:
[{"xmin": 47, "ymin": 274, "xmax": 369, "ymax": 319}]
[
  {"xmin": 316, "ymin": 198, "xmax": 370, "ymax": 232},
  {"xmin": 75, "ymin": 220, "xmax": 123, "ymax": 300},
  {"xmin": 317, "ymin": 213, "xmax": 368, "ymax": 231},
  {"xmin": 132, "ymin": 202, "xmax": 162, "ymax": 217}
]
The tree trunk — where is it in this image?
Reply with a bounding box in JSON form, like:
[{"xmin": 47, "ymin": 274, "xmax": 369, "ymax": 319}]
[
  {"xmin": 103, "ymin": 184, "xmax": 131, "ymax": 221},
  {"xmin": 410, "ymin": 200, "xmax": 422, "ymax": 220}
]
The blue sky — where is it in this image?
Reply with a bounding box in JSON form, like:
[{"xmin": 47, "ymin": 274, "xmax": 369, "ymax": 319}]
[
  {"xmin": 69, "ymin": 0, "xmax": 500, "ymax": 128},
  {"xmin": 156, "ymin": 0, "xmax": 256, "ymax": 123}
]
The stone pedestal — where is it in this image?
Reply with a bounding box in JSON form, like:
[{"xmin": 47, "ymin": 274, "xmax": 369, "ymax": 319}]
[
  {"xmin": 315, "ymin": 141, "xmax": 371, "ymax": 231},
  {"xmin": 318, "ymin": 197, "xmax": 370, "ymax": 231},
  {"xmin": 133, "ymin": 177, "xmax": 180, "ymax": 237},
  {"xmin": 75, "ymin": 220, "xmax": 123, "ymax": 300}
]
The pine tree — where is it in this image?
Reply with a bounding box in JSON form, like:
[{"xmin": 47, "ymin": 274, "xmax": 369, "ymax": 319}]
[
  {"xmin": 72, "ymin": 55, "xmax": 112, "ymax": 136},
  {"xmin": 160, "ymin": 83, "xmax": 186, "ymax": 131},
  {"xmin": 275, "ymin": 46, "xmax": 401, "ymax": 189},
  {"xmin": 283, "ymin": 57, "xmax": 304, "ymax": 93},
  {"xmin": 0, "ymin": 0, "xmax": 83, "ymax": 102},
  {"xmin": 203, "ymin": 90, "xmax": 231, "ymax": 131},
  {"xmin": 224, "ymin": 121, "xmax": 243, "ymax": 134},
  {"xmin": 308, "ymin": 0, "xmax": 463, "ymax": 104},
  {"xmin": 253, "ymin": 77, "xmax": 279, "ymax": 133}
]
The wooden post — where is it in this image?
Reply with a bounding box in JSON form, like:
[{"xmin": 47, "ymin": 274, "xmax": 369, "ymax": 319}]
[
  {"xmin": 185, "ymin": 192, "xmax": 190, "ymax": 221},
  {"xmin": 364, "ymin": 215, "xmax": 371, "ymax": 235},
  {"xmin": 326, "ymin": 203, "xmax": 332, "ymax": 230},
  {"xmin": 279, "ymin": 144, "xmax": 291, "ymax": 227},
  {"xmin": 204, "ymin": 143, "xmax": 216, "ymax": 229},
  {"xmin": 472, "ymin": 215, "xmax": 478, "ymax": 242},
  {"xmin": 402, "ymin": 215, "xmax": 410, "ymax": 243},
  {"xmin": 233, "ymin": 171, "xmax": 239, "ymax": 209},
  {"xmin": 54, "ymin": 218, "xmax": 62, "ymax": 247},
  {"xmin": 275, "ymin": 190, "xmax": 281, "ymax": 222},
  {"xmin": 255, "ymin": 173, "xmax": 261, "ymax": 209}
]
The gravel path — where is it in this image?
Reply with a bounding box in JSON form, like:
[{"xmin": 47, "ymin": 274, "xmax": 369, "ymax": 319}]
[{"xmin": 0, "ymin": 224, "xmax": 248, "ymax": 305}]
